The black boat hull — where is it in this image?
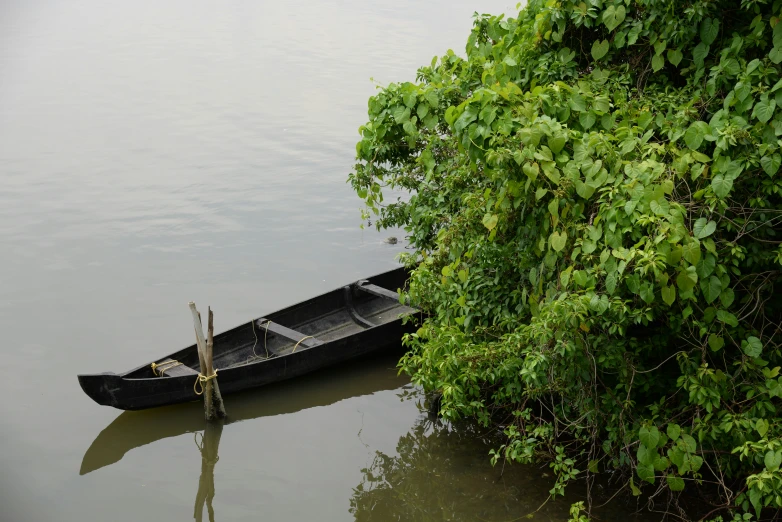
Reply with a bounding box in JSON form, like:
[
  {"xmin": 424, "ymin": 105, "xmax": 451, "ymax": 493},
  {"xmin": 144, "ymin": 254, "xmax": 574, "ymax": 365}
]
[{"xmin": 78, "ymin": 266, "xmax": 416, "ymax": 411}]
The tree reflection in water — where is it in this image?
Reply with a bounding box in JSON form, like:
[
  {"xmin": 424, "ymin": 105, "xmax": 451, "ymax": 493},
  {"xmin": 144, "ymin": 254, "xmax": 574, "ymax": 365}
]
[
  {"xmin": 350, "ymin": 392, "xmax": 558, "ymax": 522},
  {"xmin": 350, "ymin": 392, "xmax": 655, "ymax": 522}
]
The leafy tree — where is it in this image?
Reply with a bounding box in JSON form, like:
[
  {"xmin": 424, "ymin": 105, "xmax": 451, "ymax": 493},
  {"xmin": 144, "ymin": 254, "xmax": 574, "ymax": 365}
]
[{"xmin": 350, "ymin": 0, "xmax": 782, "ymax": 518}]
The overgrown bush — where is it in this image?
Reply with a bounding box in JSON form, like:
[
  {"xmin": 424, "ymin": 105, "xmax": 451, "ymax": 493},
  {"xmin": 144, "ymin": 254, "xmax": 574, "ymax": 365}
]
[{"xmin": 349, "ymin": 0, "xmax": 782, "ymax": 518}]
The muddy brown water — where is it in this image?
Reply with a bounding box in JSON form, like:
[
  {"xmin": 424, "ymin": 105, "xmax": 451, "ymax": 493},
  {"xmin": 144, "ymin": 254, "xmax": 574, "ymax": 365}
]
[{"xmin": 1, "ymin": 1, "xmax": 656, "ymax": 520}]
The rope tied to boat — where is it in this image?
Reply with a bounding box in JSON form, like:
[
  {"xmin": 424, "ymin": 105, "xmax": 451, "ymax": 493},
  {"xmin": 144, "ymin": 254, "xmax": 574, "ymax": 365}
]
[
  {"xmin": 194, "ymin": 369, "xmax": 219, "ymax": 396},
  {"xmin": 151, "ymin": 360, "xmax": 183, "ymax": 376},
  {"xmin": 249, "ymin": 319, "xmax": 271, "ymax": 360},
  {"xmin": 292, "ymin": 336, "xmax": 313, "ymax": 353}
]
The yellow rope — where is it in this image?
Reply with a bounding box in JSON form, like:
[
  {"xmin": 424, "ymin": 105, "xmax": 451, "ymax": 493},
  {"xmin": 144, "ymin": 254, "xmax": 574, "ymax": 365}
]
[
  {"xmin": 151, "ymin": 360, "xmax": 183, "ymax": 376},
  {"xmin": 194, "ymin": 369, "xmax": 218, "ymax": 395},
  {"xmin": 292, "ymin": 335, "xmax": 314, "ymax": 353},
  {"xmin": 250, "ymin": 319, "xmax": 271, "ymax": 359},
  {"xmin": 247, "ymin": 319, "xmax": 313, "ymax": 360}
]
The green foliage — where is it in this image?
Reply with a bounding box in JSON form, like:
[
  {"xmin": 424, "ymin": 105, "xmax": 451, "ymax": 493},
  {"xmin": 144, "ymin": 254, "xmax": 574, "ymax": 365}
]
[{"xmin": 349, "ymin": 0, "xmax": 782, "ymax": 516}]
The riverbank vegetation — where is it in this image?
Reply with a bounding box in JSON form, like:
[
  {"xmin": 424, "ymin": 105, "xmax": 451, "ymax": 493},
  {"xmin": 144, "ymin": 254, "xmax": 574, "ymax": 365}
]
[{"xmin": 349, "ymin": 0, "xmax": 782, "ymax": 518}]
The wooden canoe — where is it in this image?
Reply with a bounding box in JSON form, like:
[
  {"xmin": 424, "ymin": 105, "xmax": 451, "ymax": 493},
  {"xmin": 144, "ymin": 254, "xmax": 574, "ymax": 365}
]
[{"xmin": 78, "ymin": 266, "xmax": 416, "ymax": 410}]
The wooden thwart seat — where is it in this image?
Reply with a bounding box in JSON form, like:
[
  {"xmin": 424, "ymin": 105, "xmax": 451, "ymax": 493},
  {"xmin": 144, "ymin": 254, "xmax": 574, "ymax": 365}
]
[
  {"xmin": 152, "ymin": 358, "xmax": 199, "ymax": 377},
  {"xmin": 254, "ymin": 319, "xmax": 324, "ymax": 349},
  {"xmin": 356, "ymin": 280, "xmax": 401, "ymax": 301}
]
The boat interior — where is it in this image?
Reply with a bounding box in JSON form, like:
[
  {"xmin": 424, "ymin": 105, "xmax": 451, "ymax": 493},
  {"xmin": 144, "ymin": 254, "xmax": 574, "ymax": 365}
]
[{"xmin": 126, "ymin": 276, "xmax": 416, "ymax": 379}]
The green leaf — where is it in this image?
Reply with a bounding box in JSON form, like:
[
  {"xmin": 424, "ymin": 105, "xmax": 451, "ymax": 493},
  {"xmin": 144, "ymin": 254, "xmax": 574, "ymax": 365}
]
[
  {"xmin": 535, "ymin": 187, "xmax": 547, "ymax": 200},
  {"xmin": 700, "ymin": 18, "xmax": 719, "ymax": 46},
  {"xmin": 541, "ymin": 161, "xmax": 561, "ymax": 184},
  {"xmin": 742, "ymin": 336, "xmax": 762, "ymax": 358},
  {"xmin": 569, "ymin": 94, "xmax": 587, "ymax": 112},
  {"xmin": 700, "ymin": 275, "xmax": 722, "ymax": 304},
  {"xmin": 667, "ymin": 424, "xmax": 681, "ymax": 442},
  {"xmin": 560, "ymin": 266, "xmax": 572, "ymax": 287},
  {"xmin": 669, "ymin": 447, "xmax": 685, "ymax": 469},
  {"xmin": 591, "ymin": 39, "xmax": 609, "ymax": 60},
  {"xmin": 716, "ymin": 310, "xmax": 738, "ymax": 328},
  {"xmin": 393, "ymin": 105, "xmax": 411, "ymax": 123},
  {"xmin": 550, "ymin": 231, "xmax": 567, "ymax": 252},
  {"xmin": 682, "ymin": 240, "xmax": 701, "ymax": 265},
  {"xmin": 756, "ymin": 418, "xmax": 769, "ymax": 437},
  {"xmin": 588, "ymin": 459, "xmax": 599, "ymax": 474},
  {"xmin": 651, "ymin": 54, "xmax": 664, "ymax": 72},
  {"xmin": 652, "ymin": 198, "xmax": 670, "ymax": 216},
  {"xmin": 548, "ymin": 135, "xmax": 566, "ymax": 155},
  {"xmin": 639, "ymin": 426, "xmax": 660, "ymax": 449},
  {"xmin": 696, "ymin": 254, "xmax": 716, "ymax": 279},
  {"xmin": 640, "ymin": 282, "xmax": 655, "ymax": 304},
  {"xmin": 548, "ymin": 198, "xmax": 559, "ymax": 227},
  {"xmin": 661, "ymin": 285, "xmax": 676, "ymax": 306},
  {"xmin": 602, "ymin": 5, "xmax": 626, "ymax": 31},
  {"xmin": 667, "ymin": 475, "xmax": 685, "ymax": 492},
  {"xmin": 523, "ymin": 162, "xmax": 539, "ymax": 181},
  {"xmin": 629, "ymin": 477, "xmax": 641, "ymax": 496},
  {"xmin": 693, "ymin": 218, "xmax": 717, "ymax": 239},
  {"xmin": 770, "ymin": 46, "xmax": 782, "ymax": 65},
  {"xmin": 751, "ymin": 98, "xmax": 776, "ymax": 123},
  {"xmin": 637, "ymin": 463, "xmax": 655, "ymax": 484},
  {"xmin": 444, "ymin": 106, "xmax": 457, "ymax": 125},
  {"xmin": 681, "ymin": 433, "xmax": 697, "ymax": 453},
  {"xmin": 677, "ymin": 267, "xmax": 698, "ymax": 292},
  {"xmin": 605, "ymin": 272, "xmax": 617, "ymax": 294},
  {"xmin": 693, "ymin": 43, "xmax": 709, "ymax": 68},
  {"xmin": 684, "ymin": 121, "xmax": 709, "ymax": 150},
  {"xmin": 667, "ymin": 48, "xmax": 683, "ymax": 67},
  {"xmin": 637, "ymin": 444, "xmax": 656, "ymax": 466},
  {"xmin": 593, "ymin": 97, "xmax": 610, "ymax": 113},
  {"xmin": 482, "ymin": 213, "xmax": 498, "ymax": 231},
  {"xmin": 711, "ymin": 174, "xmax": 733, "ymax": 199},
  {"xmin": 708, "ymin": 334, "xmax": 724, "ymax": 352},
  {"xmin": 575, "ymin": 180, "xmax": 596, "ymax": 199},
  {"xmin": 579, "ymin": 111, "xmax": 597, "ymax": 129},
  {"xmin": 720, "ymin": 288, "xmax": 735, "ymax": 308},
  {"xmin": 764, "ymin": 450, "xmax": 782, "ymax": 472},
  {"xmin": 761, "ymin": 153, "xmax": 781, "ymax": 176},
  {"xmin": 458, "ymin": 269, "xmax": 468, "ymax": 283}
]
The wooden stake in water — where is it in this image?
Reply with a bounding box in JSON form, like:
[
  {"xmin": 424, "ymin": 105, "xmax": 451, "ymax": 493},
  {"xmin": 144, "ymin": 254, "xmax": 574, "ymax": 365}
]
[{"xmin": 189, "ymin": 302, "xmax": 226, "ymax": 421}]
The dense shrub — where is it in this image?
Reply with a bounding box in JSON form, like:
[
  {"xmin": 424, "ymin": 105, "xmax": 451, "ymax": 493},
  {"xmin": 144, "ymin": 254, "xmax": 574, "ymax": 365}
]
[{"xmin": 349, "ymin": 0, "xmax": 782, "ymax": 517}]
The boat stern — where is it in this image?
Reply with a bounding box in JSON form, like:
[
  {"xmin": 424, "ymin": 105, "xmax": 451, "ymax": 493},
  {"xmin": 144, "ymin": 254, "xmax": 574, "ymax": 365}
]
[{"xmin": 78, "ymin": 373, "xmax": 123, "ymax": 408}]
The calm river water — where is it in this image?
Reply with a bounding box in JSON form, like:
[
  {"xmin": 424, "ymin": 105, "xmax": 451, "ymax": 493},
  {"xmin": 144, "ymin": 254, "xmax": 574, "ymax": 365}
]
[{"xmin": 1, "ymin": 2, "xmax": 651, "ymax": 521}]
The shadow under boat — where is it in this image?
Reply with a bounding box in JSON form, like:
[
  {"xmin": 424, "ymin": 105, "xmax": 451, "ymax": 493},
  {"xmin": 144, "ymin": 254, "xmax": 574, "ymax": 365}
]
[{"xmin": 80, "ymin": 351, "xmax": 407, "ymax": 475}]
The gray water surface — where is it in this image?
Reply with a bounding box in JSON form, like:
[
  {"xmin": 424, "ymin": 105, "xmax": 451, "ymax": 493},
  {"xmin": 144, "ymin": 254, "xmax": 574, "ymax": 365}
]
[{"xmin": 1, "ymin": 2, "xmax": 651, "ymax": 521}]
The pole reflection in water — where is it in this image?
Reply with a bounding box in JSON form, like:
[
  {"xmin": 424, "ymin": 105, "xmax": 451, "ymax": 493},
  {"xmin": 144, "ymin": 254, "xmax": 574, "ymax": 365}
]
[{"xmin": 193, "ymin": 421, "xmax": 223, "ymax": 522}]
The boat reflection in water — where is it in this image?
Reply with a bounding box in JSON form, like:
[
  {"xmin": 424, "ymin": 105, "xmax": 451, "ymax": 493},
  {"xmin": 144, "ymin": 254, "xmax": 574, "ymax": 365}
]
[
  {"xmin": 80, "ymin": 351, "xmax": 404, "ymax": 475},
  {"xmin": 80, "ymin": 351, "xmax": 407, "ymax": 520}
]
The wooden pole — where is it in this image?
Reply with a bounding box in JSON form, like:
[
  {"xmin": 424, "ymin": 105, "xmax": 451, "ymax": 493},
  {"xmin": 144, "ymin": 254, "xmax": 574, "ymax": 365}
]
[
  {"xmin": 206, "ymin": 307, "xmax": 226, "ymax": 419},
  {"xmin": 189, "ymin": 302, "xmax": 226, "ymax": 421}
]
